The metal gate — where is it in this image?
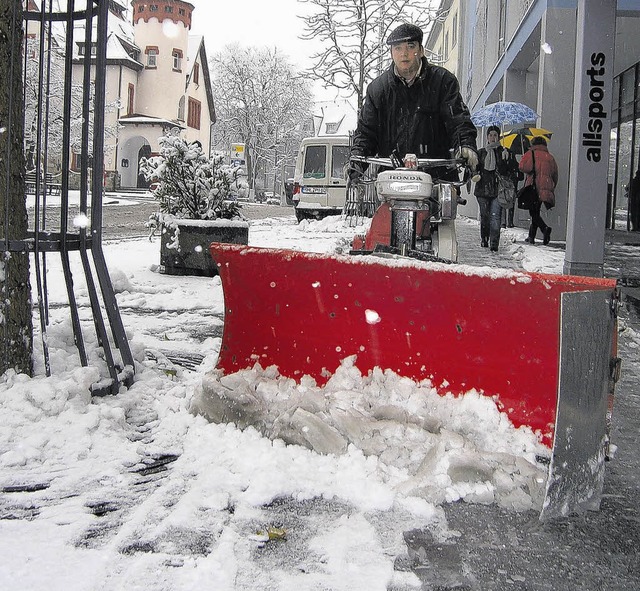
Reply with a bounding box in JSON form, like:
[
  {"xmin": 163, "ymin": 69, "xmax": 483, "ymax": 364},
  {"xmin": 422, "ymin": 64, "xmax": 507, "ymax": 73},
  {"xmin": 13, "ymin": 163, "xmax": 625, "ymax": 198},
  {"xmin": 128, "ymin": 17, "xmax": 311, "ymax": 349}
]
[{"xmin": 1, "ymin": 1, "xmax": 134, "ymax": 394}]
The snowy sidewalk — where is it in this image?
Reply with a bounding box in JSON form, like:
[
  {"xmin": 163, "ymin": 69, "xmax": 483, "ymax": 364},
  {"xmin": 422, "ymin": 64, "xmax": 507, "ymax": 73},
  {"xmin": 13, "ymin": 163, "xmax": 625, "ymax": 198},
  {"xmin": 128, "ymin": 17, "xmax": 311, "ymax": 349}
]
[
  {"xmin": 405, "ymin": 216, "xmax": 640, "ymax": 591},
  {"xmin": 1, "ymin": 213, "xmax": 638, "ymax": 591}
]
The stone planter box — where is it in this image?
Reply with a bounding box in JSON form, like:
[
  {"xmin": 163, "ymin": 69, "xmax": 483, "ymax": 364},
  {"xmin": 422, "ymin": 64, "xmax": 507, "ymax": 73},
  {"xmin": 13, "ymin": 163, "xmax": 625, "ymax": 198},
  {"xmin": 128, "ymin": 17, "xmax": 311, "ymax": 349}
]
[{"xmin": 160, "ymin": 219, "xmax": 249, "ymax": 277}]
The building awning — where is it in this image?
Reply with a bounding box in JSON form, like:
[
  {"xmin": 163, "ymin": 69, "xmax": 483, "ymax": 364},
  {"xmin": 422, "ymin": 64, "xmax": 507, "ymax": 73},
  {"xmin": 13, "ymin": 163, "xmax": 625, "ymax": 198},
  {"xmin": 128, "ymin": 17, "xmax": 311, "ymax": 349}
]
[{"xmin": 118, "ymin": 116, "xmax": 186, "ymax": 129}]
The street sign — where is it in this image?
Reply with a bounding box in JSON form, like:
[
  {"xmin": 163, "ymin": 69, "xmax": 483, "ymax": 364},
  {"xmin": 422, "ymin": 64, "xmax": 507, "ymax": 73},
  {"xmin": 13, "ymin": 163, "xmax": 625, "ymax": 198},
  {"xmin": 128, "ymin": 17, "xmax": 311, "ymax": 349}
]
[{"xmin": 230, "ymin": 143, "xmax": 245, "ymax": 165}]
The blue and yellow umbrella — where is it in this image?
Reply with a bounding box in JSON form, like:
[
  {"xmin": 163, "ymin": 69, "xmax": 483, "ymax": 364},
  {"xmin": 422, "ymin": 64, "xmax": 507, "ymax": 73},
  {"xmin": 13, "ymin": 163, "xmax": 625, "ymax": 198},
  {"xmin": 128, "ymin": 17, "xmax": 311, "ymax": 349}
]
[{"xmin": 501, "ymin": 127, "xmax": 553, "ymax": 154}]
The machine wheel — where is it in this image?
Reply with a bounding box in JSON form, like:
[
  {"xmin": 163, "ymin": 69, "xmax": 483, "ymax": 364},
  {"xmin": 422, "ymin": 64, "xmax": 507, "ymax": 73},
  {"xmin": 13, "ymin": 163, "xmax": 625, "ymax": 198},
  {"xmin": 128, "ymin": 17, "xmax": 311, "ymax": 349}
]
[{"xmin": 431, "ymin": 220, "xmax": 458, "ymax": 262}]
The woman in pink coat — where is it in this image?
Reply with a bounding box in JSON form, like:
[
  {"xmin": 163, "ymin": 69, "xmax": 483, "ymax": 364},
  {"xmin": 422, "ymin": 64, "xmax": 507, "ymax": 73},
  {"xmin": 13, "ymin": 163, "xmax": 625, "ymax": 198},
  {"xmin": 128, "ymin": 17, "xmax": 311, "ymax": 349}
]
[{"xmin": 519, "ymin": 137, "xmax": 558, "ymax": 245}]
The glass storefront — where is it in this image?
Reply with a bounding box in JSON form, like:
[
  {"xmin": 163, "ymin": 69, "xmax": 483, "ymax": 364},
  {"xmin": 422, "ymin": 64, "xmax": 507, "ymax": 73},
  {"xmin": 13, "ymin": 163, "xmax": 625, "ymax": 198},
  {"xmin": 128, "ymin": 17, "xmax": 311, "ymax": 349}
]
[{"xmin": 610, "ymin": 62, "xmax": 639, "ymax": 230}]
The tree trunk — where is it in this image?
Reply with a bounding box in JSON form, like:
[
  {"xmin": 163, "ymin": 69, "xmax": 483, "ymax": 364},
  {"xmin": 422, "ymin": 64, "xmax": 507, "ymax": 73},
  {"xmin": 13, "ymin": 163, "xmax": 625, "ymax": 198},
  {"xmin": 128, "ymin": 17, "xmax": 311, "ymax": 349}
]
[{"xmin": 0, "ymin": 0, "xmax": 33, "ymax": 376}]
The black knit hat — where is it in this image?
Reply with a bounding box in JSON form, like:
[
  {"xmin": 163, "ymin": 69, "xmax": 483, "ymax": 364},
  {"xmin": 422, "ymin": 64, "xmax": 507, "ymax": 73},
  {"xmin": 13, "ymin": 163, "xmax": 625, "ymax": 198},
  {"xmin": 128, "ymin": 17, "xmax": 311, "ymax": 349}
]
[{"xmin": 386, "ymin": 23, "xmax": 423, "ymax": 46}]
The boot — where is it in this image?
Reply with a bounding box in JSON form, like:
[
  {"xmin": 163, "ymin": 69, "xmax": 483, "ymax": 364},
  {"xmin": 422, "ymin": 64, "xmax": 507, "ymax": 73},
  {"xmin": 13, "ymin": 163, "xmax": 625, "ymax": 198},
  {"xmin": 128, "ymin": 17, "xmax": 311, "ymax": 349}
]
[
  {"xmin": 526, "ymin": 226, "xmax": 536, "ymax": 244},
  {"xmin": 543, "ymin": 227, "xmax": 552, "ymax": 245}
]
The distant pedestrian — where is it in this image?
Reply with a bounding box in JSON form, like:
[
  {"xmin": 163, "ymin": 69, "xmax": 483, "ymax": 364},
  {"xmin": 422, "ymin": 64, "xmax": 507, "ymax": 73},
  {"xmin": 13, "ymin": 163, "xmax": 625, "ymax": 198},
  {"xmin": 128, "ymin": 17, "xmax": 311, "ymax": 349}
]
[
  {"xmin": 519, "ymin": 136, "xmax": 558, "ymax": 245},
  {"xmin": 474, "ymin": 126, "xmax": 518, "ymax": 251},
  {"xmin": 501, "ymin": 155, "xmax": 522, "ymax": 228},
  {"xmin": 629, "ymin": 168, "xmax": 640, "ymax": 232}
]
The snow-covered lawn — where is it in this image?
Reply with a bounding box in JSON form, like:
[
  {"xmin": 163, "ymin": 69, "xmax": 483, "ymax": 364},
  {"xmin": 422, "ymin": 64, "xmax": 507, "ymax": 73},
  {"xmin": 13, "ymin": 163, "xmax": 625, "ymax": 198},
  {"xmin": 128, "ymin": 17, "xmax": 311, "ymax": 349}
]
[{"xmin": 0, "ymin": 214, "xmax": 584, "ymax": 590}]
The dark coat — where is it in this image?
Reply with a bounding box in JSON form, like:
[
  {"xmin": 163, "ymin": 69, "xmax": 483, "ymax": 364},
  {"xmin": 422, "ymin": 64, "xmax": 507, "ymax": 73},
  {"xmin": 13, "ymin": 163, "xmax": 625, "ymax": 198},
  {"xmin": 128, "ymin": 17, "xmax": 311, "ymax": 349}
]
[
  {"xmin": 351, "ymin": 58, "xmax": 477, "ymax": 161},
  {"xmin": 630, "ymin": 172, "xmax": 640, "ymax": 202},
  {"xmin": 519, "ymin": 144, "xmax": 558, "ymax": 207},
  {"xmin": 630, "ymin": 172, "xmax": 640, "ymax": 230},
  {"xmin": 474, "ymin": 146, "xmax": 519, "ymax": 199}
]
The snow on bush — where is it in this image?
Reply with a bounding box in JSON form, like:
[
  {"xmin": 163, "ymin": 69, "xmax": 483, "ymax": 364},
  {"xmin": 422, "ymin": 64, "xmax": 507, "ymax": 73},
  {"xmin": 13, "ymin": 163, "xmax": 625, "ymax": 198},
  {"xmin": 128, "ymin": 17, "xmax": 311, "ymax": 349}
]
[{"xmin": 140, "ymin": 131, "xmax": 248, "ymax": 222}]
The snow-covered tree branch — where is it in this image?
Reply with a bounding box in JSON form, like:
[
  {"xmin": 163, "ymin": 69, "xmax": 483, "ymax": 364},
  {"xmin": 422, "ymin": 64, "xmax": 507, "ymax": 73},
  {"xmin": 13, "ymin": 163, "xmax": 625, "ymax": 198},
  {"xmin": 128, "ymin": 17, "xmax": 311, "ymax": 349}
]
[
  {"xmin": 209, "ymin": 45, "xmax": 313, "ymax": 191},
  {"xmin": 299, "ymin": 0, "xmax": 438, "ymax": 111},
  {"xmin": 23, "ymin": 37, "xmax": 119, "ymax": 172}
]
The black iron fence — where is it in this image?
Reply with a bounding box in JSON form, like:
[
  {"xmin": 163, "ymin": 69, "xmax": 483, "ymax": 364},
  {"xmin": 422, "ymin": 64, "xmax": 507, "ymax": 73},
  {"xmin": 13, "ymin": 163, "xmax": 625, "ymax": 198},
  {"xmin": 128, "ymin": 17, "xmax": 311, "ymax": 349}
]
[{"xmin": 1, "ymin": 1, "xmax": 133, "ymax": 393}]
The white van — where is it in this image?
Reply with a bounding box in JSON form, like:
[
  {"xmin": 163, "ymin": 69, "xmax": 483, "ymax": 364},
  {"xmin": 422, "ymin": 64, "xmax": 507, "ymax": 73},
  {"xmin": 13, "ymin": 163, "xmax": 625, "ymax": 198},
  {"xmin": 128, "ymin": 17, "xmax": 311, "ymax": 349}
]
[{"xmin": 292, "ymin": 135, "xmax": 350, "ymax": 222}]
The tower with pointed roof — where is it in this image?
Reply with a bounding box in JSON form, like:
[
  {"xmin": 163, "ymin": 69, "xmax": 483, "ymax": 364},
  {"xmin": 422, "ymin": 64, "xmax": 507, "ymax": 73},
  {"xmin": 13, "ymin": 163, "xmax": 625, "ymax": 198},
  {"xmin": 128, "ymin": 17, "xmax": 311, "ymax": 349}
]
[
  {"xmin": 104, "ymin": 0, "xmax": 214, "ymax": 189},
  {"xmin": 130, "ymin": 1, "xmax": 192, "ymax": 124}
]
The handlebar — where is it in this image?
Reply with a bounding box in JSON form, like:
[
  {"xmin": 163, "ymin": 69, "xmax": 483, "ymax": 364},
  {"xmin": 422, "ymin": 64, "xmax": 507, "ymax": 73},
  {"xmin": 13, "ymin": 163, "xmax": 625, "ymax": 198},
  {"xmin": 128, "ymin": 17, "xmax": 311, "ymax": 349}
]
[
  {"xmin": 349, "ymin": 155, "xmax": 477, "ymax": 186},
  {"xmin": 350, "ymin": 155, "xmax": 465, "ymax": 169}
]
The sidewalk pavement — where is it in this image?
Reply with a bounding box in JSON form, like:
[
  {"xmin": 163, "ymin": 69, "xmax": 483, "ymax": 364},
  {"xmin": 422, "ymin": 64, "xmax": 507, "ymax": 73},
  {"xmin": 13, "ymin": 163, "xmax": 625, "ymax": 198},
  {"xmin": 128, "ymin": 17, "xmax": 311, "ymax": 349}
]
[
  {"xmin": 398, "ymin": 219, "xmax": 640, "ymax": 591},
  {"xmin": 457, "ymin": 219, "xmax": 640, "ymax": 300}
]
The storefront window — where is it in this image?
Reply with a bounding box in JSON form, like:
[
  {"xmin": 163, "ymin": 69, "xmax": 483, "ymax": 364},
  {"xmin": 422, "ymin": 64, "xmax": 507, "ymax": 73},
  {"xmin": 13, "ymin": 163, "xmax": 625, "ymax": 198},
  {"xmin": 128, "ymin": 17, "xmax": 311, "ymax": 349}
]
[
  {"xmin": 617, "ymin": 119, "xmax": 633, "ymax": 208},
  {"xmin": 611, "ymin": 64, "xmax": 639, "ymax": 229},
  {"xmin": 634, "ymin": 64, "xmax": 640, "ymax": 182}
]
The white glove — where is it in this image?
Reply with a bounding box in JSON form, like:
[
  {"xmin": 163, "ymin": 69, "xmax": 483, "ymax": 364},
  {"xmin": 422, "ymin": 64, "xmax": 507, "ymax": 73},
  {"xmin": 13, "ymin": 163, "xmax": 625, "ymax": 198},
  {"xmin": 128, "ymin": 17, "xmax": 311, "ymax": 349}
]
[
  {"xmin": 457, "ymin": 146, "xmax": 479, "ymax": 171},
  {"xmin": 502, "ymin": 149, "xmax": 509, "ymax": 160}
]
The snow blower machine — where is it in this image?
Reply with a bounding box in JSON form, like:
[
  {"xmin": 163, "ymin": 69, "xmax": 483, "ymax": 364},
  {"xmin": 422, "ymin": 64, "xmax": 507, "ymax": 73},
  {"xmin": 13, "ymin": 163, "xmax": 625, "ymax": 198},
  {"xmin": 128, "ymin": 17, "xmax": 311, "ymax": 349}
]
[
  {"xmin": 345, "ymin": 153, "xmax": 470, "ymax": 263},
  {"xmin": 208, "ymin": 153, "xmax": 620, "ymax": 521}
]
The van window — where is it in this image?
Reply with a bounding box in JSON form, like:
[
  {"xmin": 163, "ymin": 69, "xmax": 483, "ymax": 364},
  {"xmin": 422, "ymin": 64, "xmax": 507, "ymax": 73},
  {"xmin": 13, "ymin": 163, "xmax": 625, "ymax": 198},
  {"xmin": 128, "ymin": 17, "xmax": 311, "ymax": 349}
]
[
  {"xmin": 332, "ymin": 145, "xmax": 350, "ymax": 180},
  {"xmin": 303, "ymin": 145, "xmax": 326, "ymax": 178}
]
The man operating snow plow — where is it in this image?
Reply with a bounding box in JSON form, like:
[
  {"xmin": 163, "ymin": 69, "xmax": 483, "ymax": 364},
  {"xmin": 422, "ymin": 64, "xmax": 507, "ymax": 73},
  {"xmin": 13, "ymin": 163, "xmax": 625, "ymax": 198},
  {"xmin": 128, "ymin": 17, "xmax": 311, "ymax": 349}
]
[
  {"xmin": 206, "ymin": 21, "xmax": 620, "ymax": 520},
  {"xmin": 208, "ymin": 241, "xmax": 619, "ymax": 520}
]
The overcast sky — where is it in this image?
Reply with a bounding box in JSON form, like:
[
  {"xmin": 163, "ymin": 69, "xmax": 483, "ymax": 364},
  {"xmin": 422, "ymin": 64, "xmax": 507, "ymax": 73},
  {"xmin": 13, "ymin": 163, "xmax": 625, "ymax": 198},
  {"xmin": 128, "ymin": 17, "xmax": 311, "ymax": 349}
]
[
  {"xmin": 188, "ymin": 0, "xmax": 343, "ymax": 102},
  {"xmin": 190, "ymin": 0, "xmax": 316, "ymax": 68}
]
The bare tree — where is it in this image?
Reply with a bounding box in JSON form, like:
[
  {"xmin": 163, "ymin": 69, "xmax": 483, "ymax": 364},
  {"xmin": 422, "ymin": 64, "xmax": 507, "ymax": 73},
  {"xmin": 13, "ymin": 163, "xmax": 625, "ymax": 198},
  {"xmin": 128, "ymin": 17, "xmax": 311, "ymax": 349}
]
[
  {"xmin": 299, "ymin": 0, "xmax": 439, "ymax": 111},
  {"xmin": 23, "ymin": 36, "xmax": 68, "ymax": 171},
  {"xmin": 0, "ymin": 0, "xmax": 33, "ymax": 376},
  {"xmin": 210, "ymin": 45, "xmax": 313, "ymax": 192},
  {"xmin": 23, "ymin": 36, "xmax": 119, "ymax": 173}
]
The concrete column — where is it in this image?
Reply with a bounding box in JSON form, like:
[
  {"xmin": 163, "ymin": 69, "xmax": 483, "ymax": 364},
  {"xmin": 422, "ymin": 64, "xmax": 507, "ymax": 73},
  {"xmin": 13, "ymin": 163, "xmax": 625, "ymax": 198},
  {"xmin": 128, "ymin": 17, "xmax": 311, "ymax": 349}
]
[
  {"xmin": 564, "ymin": 0, "xmax": 616, "ymax": 277},
  {"xmin": 536, "ymin": 8, "xmax": 579, "ymax": 242}
]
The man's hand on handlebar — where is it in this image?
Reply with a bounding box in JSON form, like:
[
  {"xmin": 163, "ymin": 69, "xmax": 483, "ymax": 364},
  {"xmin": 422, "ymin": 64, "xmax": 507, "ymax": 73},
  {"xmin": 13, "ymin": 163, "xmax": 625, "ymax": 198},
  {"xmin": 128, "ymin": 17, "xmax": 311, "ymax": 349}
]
[
  {"xmin": 346, "ymin": 157, "xmax": 366, "ymax": 182},
  {"xmin": 456, "ymin": 146, "xmax": 480, "ymax": 183},
  {"xmin": 456, "ymin": 146, "xmax": 479, "ymax": 171}
]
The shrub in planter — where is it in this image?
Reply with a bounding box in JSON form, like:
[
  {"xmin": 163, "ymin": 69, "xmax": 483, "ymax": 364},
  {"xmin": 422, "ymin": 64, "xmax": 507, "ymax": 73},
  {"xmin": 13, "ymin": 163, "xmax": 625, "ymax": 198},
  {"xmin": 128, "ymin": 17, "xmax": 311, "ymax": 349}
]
[{"xmin": 140, "ymin": 132, "xmax": 249, "ymax": 276}]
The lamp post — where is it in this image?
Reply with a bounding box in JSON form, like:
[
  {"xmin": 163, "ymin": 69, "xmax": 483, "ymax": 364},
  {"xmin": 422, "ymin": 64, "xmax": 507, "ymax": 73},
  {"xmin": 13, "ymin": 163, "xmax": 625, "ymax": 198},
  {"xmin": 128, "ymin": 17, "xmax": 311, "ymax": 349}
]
[{"xmin": 272, "ymin": 144, "xmax": 278, "ymax": 199}]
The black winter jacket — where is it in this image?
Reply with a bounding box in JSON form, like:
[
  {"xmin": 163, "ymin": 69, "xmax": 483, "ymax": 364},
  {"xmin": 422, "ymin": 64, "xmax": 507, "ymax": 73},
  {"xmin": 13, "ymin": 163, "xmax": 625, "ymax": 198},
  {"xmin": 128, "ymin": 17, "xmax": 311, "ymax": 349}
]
[
  {"xmin": 474, "ymin": 146, "xmax": 519, "ymax": 199},
  {"xmin": 351, "ymin": 58, "xmax": 477, "ymax": 161}
]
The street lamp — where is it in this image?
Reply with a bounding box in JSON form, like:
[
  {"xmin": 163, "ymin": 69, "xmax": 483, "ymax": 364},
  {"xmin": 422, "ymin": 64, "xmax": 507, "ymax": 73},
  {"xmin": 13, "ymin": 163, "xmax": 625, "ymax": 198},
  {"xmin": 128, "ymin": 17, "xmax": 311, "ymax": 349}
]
[{"xmin": 266, "ymin": 141, "xmax": 278, "ymax": 200}]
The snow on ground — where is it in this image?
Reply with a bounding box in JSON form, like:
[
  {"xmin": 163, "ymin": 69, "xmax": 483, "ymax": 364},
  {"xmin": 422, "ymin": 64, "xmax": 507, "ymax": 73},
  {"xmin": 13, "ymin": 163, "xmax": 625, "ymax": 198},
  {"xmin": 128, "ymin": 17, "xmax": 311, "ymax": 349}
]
[
  {"xmin": 26, "ymin": 189, "xmax": 151, "ymax": 209},
  {"xmin": 0, "ymin": 214, "xmax": 562, "ymax": 590}
]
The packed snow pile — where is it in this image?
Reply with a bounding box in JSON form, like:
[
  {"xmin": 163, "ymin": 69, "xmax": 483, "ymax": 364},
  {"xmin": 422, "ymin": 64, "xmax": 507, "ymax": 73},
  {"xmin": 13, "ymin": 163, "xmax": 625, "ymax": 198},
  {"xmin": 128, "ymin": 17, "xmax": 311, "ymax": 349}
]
[
  {"xmin": 193, "ymin": 356, "xmax": 550, "ymax": 512},
  {"xmin": 0, "ymin": 215, "xmax": 577, "ymax": 590}
]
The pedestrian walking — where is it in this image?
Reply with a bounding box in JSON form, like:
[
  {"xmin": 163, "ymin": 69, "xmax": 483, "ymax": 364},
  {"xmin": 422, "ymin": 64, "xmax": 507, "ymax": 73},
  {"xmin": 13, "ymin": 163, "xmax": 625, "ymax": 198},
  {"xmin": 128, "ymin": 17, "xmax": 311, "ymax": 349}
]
[
  {"xmin": 501, "ymin": 158, "xmax": 522, "ymax": 228},
  {"xmin": 474, "ymin": 126, "xmax": 518, "ymax": 251},
  {"xmin": 629, "ymin": 168, "xmax": 640, "ymax": 231},
  {"xmin": 519, "ymin": 136, "xmax": 558, "ymax": 245}
]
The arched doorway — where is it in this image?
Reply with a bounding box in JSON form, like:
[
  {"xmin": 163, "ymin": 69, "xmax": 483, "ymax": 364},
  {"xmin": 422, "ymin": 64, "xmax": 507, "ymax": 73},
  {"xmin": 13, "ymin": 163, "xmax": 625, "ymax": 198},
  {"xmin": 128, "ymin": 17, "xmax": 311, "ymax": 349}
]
[{"xmin": 137, "ymin": 144, "xmax": 152, "ymax": 188}]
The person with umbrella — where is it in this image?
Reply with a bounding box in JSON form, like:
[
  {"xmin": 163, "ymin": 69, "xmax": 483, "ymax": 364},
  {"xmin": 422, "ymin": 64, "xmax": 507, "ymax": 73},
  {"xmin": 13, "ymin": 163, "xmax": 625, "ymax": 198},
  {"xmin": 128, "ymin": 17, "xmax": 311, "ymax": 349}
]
[
  {"xmin": 500, "ymin": 127, "xmax": 552, "ymax": 155},
  {"xmin": 473, "ymin": 125, "xmax": 519, "ymax": 251},
  {"xmin": 519, "ymin": 136, "xmax": 558, "ymax": 245},
  {"xmin": 471, "ymin": 101, "xmax": 540, "ymax": 128}
]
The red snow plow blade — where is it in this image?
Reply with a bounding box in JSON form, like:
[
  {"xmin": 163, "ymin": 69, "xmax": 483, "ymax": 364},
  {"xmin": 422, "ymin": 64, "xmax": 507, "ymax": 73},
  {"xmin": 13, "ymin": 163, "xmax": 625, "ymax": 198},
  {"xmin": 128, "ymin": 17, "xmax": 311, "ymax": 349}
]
[{"xmin": 209, "ymin": 243, "xmax": 619, "ymax": 519}]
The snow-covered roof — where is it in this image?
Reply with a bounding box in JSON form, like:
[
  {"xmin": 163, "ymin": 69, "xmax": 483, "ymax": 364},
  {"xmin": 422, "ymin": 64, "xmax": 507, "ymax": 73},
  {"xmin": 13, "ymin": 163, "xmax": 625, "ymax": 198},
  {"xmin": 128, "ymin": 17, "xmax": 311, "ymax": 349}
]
[
  {"xmin": 105, "ymin": 33, "xmax": 142, "ymax": 68},
  {"xmin": 118, "ymin": 115, "xmax": 186, "ymax": 129},
  {"xmin": 188, "ymin": 35, "xmax": 202, "ymax": 65},
  {"xmin": 108, "ymin": 8, "xmax": 135, "ymax": 44},
  {"xmin": 313, "ymin": 99, "xmax": 358, "ymax": 137}
]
